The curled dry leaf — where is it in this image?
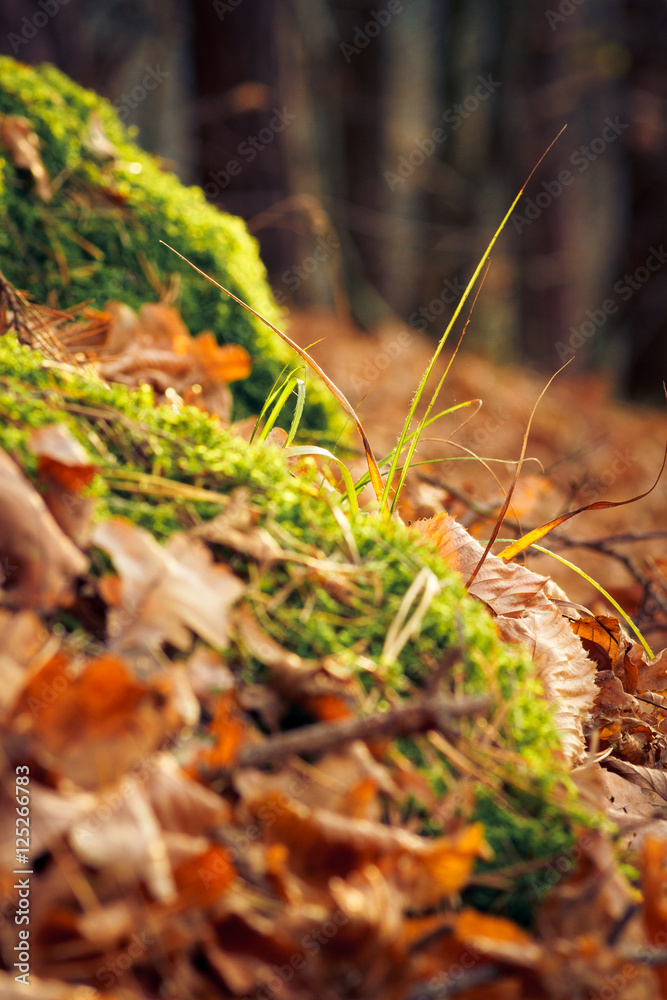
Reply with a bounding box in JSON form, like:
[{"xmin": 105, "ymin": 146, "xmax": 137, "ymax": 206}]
[
  {"xmin": 637, "ymin": 646, "xmax": 667, "ymax": 694},
  {"xmin": 0, "ymin": 114, "xmax": 51, "ymax": 201},
  {"xmin": 0, "ymin": 446, "xmax": 87, "ymax": 611},
  {"xmin": 144, "ymin": 752, "xmax": 233, "ymax": 834},
  {"xmin": 414, "ymin": 512, "xmax": 597, "ymax": 762},
  {"xmin": 454, "ymin": 908, "xmax": 540, "ymax": 967},
  {"xmin": 569, "ymin": 614, "xmax": 624, "ymax": 672},
  {"xmin": 93, "ymin": 517, "xmax": 245, "ymax": 652}
]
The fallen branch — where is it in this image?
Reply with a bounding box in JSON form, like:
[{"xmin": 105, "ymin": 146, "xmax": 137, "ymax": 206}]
[{"xmin": 205, "ymin": 693, "xmax": 490, "ymax": 784}]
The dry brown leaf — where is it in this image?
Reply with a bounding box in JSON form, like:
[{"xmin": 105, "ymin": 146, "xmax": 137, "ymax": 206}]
[
  {"xmin": 93, "ymin": 518, "xmax": 245, "ymax": 652},
  {"xmin": 414, "ymin": 512, "xmax": 597, "ymax": 761},
  {"xmin": 0, "ymin": 608, "xmax": 51, "ymax": 711},
  {"xmin": 454, "ymin": 908, "xmax": 540, "ymax": 967},
  {"xmin": 638, "ymin": 647, "xmax": 667, "ymax": 694},
  {"xmin": 145, "ymin": 752, "xmax": 233, "ymax": 833},
  {"xmin": 0, "ymin": 115, "xmax": 51, "ymax": 200},
  {"xmin": 0, "ymin": 447, "xmax": 87, "ymax": 610},
  {"xmin": 569, "ymin": 614, "xmax": 624, "ymax": 671},
  {"xmin": 604, "ymin": 758, "xmax": 667, "ymax": 805},
  {"xmin": 245, "ymin": 791, "xmax": 487, "ymax": 907},
  {"xmin": 83, "ymin": 110, "xmax": 118, "ymax": 161},
  {"xmin": 9, "ymin": 653, "xmax": 184, "ymax": 787},
  {"xmin": 79, "ymin": 301, "xmax": 251, "ymax": 421},
  {"xmin": 70, "ymin": 778, "xmax": 181, "ymax": 903},
  {"xmin": 173, "ymin": 844, "xmax": 235, "ymax": 906},
  {"xmin": 30, "ymin": 424, "xmax": 97, "ymax": 545}
]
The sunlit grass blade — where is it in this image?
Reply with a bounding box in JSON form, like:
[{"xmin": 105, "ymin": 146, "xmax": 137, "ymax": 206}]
[
  {"xmin": 250, "ymin": 361, "xmax": 300, "ymax": 444},
  {"xmin": 286, "ymin": 445, "xmax": 359, "ymax": 514},
  {"xmin": 531, "ymin": 543, "xmax": 653, "ymax": 658},
  {"xmin": 387, "ymin": 266, "xmax": 490, "ymax": 514},
  {"xmin": 286, "ymin": 376, "xmax": 306, "ymax": 447},
  {"xmin": 257, "ymin": 370, "xmax": 305, "ymax": 443},
  {"xmin": 353, "ymin": 401, "xmax": 478, "ymax": 495},
  {"xmin": 380, "ymin": 126, "xmax": 567, "ymax": 516},
  {"xmin": 160, "ymin": 241, "xmax": 385, "ymax": 501}
]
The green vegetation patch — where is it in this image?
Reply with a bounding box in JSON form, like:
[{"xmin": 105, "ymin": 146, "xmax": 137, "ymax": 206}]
[
  {"xmin": 0, "ymin": 331, "xmax": 591, "ymax": 920},
  {"xmin": 0, "ymin": 56, "xmax": 340, "ymax": 434}
]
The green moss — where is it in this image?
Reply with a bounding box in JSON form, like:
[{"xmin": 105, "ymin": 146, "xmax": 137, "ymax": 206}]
[
  {"xmin": 0, "ymin": 332, "xmax": 595, "ymax": 919},
  {"xmin": 0, "ymin": 56, "xmax": 341, "ymax": 436}
]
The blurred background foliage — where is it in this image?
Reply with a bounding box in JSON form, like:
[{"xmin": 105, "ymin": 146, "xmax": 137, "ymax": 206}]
[{"xmin": 1, "ymin": 0, "xmax": 666, "ymax": 399}]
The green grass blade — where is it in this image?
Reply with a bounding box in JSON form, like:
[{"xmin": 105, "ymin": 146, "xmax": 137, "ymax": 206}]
[
  {"xmin": 286, "ymin": 445, "xmax": 359, "ymax": 514},
  {"xmin": 285, "ymin": 377, "xmax": 306, "ymax": 447},
  {"xmin": 379, "ymin": 127, "xmax": 567, "ymax": 516},
  {"xmin": 353, "ymin": 401, "xmax": 476, "ymax": 495},
  {"xmin": 532, "ymin": 543, "xmax": 653, "ymax": 658},
  {"xmin": 257, "ymin": 374, "xmax": 300, "ymax": 442}
]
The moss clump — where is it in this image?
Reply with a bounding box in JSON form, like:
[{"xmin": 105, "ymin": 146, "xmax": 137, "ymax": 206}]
[
  {"xmin": 0, "ymin": 56, "xmax": 341, "ymax": 436},
  {"xmin": 0, "ymin": 331, "xmax": 592, "ymax": 919}
]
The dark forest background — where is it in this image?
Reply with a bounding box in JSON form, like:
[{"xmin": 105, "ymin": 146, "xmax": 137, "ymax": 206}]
[{"xmin": 1, "ymin": 0, "xmax": 666, "ymax": 399}]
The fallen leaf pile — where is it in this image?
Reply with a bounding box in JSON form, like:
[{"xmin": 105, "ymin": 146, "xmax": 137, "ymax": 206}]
[
  {"xmin": 5, "ymin": 290, "xmax": 667, "ymax": 998},
  {"xmin": 0, "ymin": 273, "xmax": 252, "ymax": 422}
]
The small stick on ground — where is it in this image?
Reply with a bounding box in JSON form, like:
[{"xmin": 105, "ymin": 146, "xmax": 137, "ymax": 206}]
[{"xmin": 204, "ymin": 692, "xmax": 490, "ymax": 786}]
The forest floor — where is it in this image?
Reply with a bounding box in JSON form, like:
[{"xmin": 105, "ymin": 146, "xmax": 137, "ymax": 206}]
[{"xmin": 288, "ymin": 309, "xmax": 667, "ymax": 652}]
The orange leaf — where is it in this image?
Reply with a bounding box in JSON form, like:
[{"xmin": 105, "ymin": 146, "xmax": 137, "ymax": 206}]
[
  {"xmin": 174, "ymin": 845, "xmax": 235, "ymax": 905},
  {"xmin": 569, "ymin": 615, "xmax": 622, "ymax": 671},
  {"xmin": 12, "ymin": 653, "xmax": 149, "ymax": 751},
  {"xmin": 199, "ymin": 692, "xmax": 245, "ymax": 768}
]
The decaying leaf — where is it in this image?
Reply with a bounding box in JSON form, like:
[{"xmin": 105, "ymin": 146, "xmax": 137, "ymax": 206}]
[
  {"xmin": 414, "ymin": 512, "xmax": 597, "ymax": 761},
  {"xmin": 93, "ymin": 518, "xmax": 246, "ymax": 652},
  {"xmin": 569, "ymin": 614, "xmax": 624, "ymax": 671}
]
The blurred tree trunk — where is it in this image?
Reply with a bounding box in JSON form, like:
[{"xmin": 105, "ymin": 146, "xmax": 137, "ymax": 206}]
[{"xmin": 619, "ymin": 0, "xmax": 667, "ymax": 400}]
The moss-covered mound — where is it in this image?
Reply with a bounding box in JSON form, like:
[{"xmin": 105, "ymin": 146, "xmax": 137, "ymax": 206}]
[
  {"xmin": 0, "ymin": 331, "xmax": 590, "ymax": 920},
  {"xmin": 0, "ymin": 56, "xmax": 339, "ymax": 434}
]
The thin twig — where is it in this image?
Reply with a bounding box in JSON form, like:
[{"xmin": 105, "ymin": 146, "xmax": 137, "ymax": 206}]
[{"xmin": 204, "ymin": 693, "xmax": 490, "ymax": 784}]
